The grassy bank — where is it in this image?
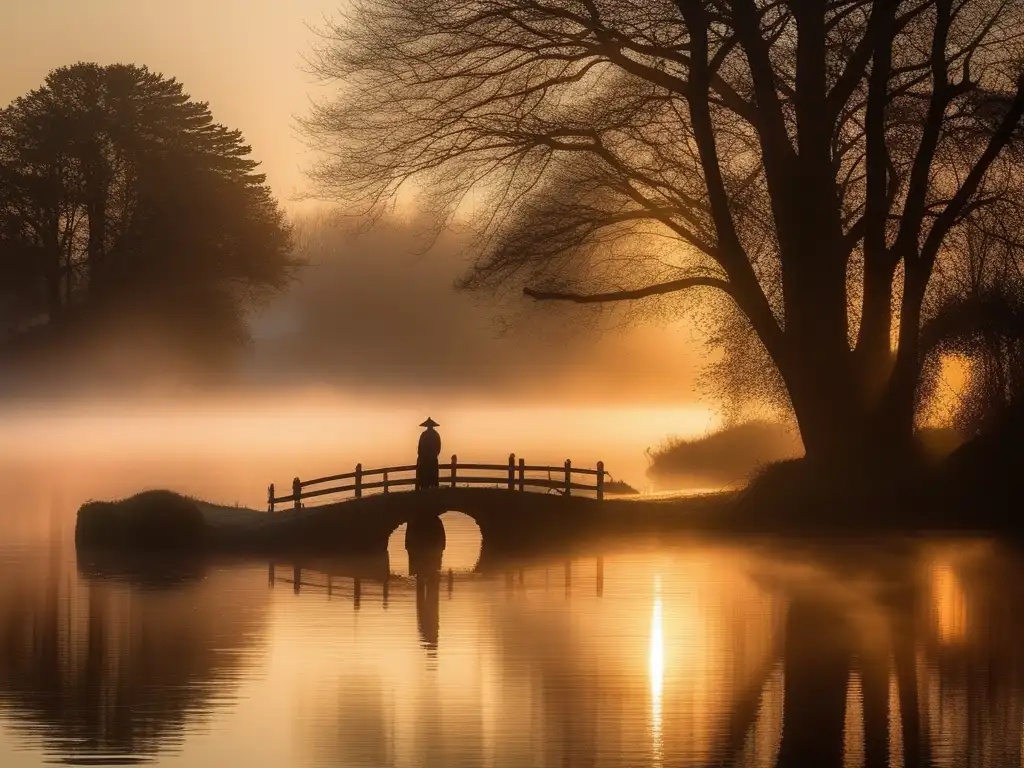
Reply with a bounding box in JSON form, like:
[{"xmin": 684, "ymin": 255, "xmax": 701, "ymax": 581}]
[{"xmin": 646, "ymin": 421, "xmax": 802, "ymax": 489}]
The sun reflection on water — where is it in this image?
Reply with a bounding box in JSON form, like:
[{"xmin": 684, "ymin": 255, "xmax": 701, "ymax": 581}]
[{"xmin": 650, "ymin": 575, "xmax": 664, "ymax": 766}]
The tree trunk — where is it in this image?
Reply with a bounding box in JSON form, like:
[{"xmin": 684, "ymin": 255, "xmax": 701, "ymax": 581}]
[
  {"xmin": 773, "ymin": 150, "xmax": 877, "ymax": 468},
  {"xmin": 783, "ymin": 335, "xmax": 919, "ymax": 475},
  {"xmin": 44, "ymin": 273, "xmax": 62, "ymax": 323},
  {"xmin": 85, "ymin": 154, "xmax": 109, "ymax": 297},
  {"xmin": 857, "ymin": 260, "xmax": 899, "ymax": 406},
  {"xmin": 872, "ymin": 264, "xmax": 930, "ymax": 463},
  {"xmin": 86, "ymin": 196, "xmax": 107, "ymax": 295}
]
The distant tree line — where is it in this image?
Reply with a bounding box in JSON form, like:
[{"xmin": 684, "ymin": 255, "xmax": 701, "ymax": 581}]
[{"xmin": 0, "ymin": 63, "xmax": 293, "ymax": 377}]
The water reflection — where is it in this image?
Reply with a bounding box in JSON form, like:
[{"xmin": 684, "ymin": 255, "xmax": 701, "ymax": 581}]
[
  {"xmin": 0, "ymin": 546, "xmax": 268, "ymax": 765},
  {"xmin": 415, "ymin": 573, "xmax": 441, "ymax": 652},
  {"xmin": 649, "ymin": 576, "xmax": 664, "ymax": 767},
  {"xmin": 0, "ymin": 526, "xmax": 1022, "ymax": 766}
]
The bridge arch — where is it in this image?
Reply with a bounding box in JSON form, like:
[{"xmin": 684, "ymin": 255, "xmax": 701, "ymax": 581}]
[
  {"xmin": 388, "ymin": 511, "xmax": 482, "ymax": 573},
  {"xmin": 272, "ymin": 487, "xmax": 609, "ymax": 562}
]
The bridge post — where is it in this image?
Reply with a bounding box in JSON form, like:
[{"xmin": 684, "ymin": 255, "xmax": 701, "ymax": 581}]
[
  {"xmin": 596, "ymin": 461, "xmax": 605, "ymax": 500},
  {"xmin": 383, "ymin": 470, "xmax": 389, "ymax": 493},
  {"xmin": 518, "ymin": 458, "xmax": 525, "ymax": 491},
  {"xmin": 564, "ymin": 460, "xmax": 572, "ymax": 496},
  {"xmin": 451, "ymin": 455, "xmax": 457, "ymax": 488},
  {"xmin": 508, "ymin": 454, "xmax": 515, "ymax": 490},
  {"xmin": 292, "ymin": 478, "xmax": 302, "ymax": 510},
  {"xmin": 355, "ymin": 464, "xmax": 362, "ymax": 498},
  {"xmin": 268, "ymin": 483, "xmax": 275, "ymax": 513}
]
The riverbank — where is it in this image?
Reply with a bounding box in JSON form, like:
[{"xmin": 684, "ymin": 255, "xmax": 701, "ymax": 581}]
[
  {"xmin": 75, "ymin": 488, "xmax": 738, "ymax": 557},
  {"xmin": 76, "ymin": 467, "xmax": 1023, "ymax": 562}
]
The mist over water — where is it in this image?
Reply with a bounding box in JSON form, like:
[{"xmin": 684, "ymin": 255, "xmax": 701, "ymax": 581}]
[{"xmin": 0, "ymin": 394, "xmax": 717, "ymax": 512}]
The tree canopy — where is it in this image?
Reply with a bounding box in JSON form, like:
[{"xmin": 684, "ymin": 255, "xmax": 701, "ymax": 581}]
[
  {"xmin": 0, "ymin": 63, "xmax": 293, "ymax": 377},
  {"xmin": 305, "ymin": 0, "xmax": 1024, "ymax": 468}
]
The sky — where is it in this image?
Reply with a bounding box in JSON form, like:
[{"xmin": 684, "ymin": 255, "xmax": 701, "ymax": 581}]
[{"xmin": 0, "ymin": 0, "xmax": 337, "ymax": 208}]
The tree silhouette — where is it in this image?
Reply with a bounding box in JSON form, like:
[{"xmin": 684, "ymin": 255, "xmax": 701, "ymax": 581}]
[
  {"xmin": 920, "ymin": 221, "xmax": 1024, "ymax": 436},
  {"xmin": 0, "ymin": 63, "xmax": 293, "ymax": 364},
  {"xmin": 305, "ymin": 0, "xmax": 1024, "ymax": 469}
]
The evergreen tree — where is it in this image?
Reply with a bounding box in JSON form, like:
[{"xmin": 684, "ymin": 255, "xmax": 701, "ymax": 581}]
[{"xmin": 0, "ymin": 63, "xmax": 293, "ymax": 365}]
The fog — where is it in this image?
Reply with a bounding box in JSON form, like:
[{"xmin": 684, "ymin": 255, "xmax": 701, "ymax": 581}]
[
  {"xmin": 0, "ymin": 396, "xmax": 714, "ymax": 513},
  {"xmin": 247, "ymin": 216, "xmax": 705, "ymax": 404},
  {"xmin": 0, "ymin": 0, "xmax": 728, "ymax": 498},
  {"xmin": 0, "ymin": 211, "xmax": 724, "ymax": 503}
]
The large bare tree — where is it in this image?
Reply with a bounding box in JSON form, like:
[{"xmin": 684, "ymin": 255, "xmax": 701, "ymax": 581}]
[{"xmin": 304, "ymin": 0, "xmax": 1024, "ymax": 470}]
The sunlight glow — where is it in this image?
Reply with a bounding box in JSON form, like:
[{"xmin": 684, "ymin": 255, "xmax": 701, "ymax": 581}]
[
  {"xmin": 843, "ymin": 669, "xmax": 864, "ymax": 768},
  {"xmin": 649, "ymin": 576, "xmax": 664, "ymax": 766},
  {"xmin": 932, "ymin": 563, "xmax": 967, "ymax": 643}
]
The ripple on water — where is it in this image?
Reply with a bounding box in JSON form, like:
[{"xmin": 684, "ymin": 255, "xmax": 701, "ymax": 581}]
[{"xmin": 0, "ymin": 515, "xmax": 1017, "ymax": 768}]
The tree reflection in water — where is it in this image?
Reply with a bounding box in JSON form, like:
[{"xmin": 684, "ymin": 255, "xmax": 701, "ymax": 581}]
[
  {"xmin": 0, "ymin": 536, "xmax": 1020, "ymax": 767},
  {"xmin": 0, "ymin": 545, "xmax": 268, "ymax": 765},
  {"xmin": 295, "ymin": 541, "xmax": 1024, "ymax": 768}
]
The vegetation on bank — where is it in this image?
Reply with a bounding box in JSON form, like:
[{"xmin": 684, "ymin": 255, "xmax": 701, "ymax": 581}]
[
  {"xmin": 604, "ymin": 479, "xmax": 639, "ymax": 495},
  {"xmin": 646, "ymin": 421, "xmax": 802, "ymax": 488},
  {"xmin": 77, "ymin": 490, "xmax": 207, "ymax": 550}
]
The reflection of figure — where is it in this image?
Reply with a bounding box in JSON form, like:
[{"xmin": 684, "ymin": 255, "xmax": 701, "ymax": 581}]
[
  {"xmin": 415, "ymin": 571, "xmax": 441, "ymax": 650},
  {"xmin": 405, "ymin": 508, "xmax": 446, "ymax": 576},
  {"xmin": 415, "ymin": 417, "xmax": 441, "ymax": 490},
  {"xmin": 406, "ymin": 507, "xmax": 445, "ymax": 650}
]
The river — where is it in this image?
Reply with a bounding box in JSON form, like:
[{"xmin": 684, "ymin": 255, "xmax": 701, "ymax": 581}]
[{"xmin": 0, "ymin": 403, "xmax": 1017, "ymax": 767}]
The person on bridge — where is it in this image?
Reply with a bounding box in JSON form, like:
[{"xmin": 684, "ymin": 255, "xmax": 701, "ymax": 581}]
[{"xmin": 415, "ymin": 417, "xmax": 442, "ymax": 490}]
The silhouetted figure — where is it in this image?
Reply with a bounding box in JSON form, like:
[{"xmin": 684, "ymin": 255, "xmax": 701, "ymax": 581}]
[{"xmin": 415, "ymin": 417, "xmax": 442, "ymax": 490}]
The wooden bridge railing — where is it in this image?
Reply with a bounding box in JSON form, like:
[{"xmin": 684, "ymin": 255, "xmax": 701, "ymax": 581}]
[{"xmin": 268, "ymin": 454, "xmax": 606, "ymax": 512}]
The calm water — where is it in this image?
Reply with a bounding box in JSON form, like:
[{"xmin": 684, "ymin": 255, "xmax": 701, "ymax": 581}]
[
  {"xmin": 0, "ymin": 510, "xmax": 1020, "ymax": 767},
  {"xmin": 0, "ymin": 409, "xmax": 1019, "ymax": 768}
]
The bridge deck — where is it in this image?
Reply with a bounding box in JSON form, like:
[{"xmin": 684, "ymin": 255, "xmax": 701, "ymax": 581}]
[{"xmin": 268, "ymin": 455, "xmax": 608, "ymax": 512}]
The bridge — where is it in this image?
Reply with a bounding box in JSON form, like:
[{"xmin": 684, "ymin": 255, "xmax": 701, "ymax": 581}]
[
  {"xmin": 267, "ymin": 454, "xmax": 607, "ymax": 512},
  {"xmin": 258, "ymin": 452, "xmax": 612, "ymax": 559}
]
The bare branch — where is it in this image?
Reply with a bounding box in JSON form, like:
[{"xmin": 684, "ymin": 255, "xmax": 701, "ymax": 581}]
[{"xmin": 524, "ymin": 274, "xmax": 731, "ymax": 303}]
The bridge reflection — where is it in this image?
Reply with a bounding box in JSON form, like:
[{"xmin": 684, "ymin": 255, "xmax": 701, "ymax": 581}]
[
  {"xmin": 268, "ymin": 556, "xmax": 610, "ymax": 604},
  {"xmin": 270, "ymin": 554, "xmax": 611, "ymax": 654}
]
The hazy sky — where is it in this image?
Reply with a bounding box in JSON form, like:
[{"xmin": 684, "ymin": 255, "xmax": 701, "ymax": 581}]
[
  {"xmin": 249, "ymin": 217, "xmax": 705, "ymax": 404},
  {"xmin": 0, "ymin": 0, "xmax": 712, "ymax": 413},
  {"xmin": 0, "ymin": 0, "xmax": 337, "ymax": 207}
]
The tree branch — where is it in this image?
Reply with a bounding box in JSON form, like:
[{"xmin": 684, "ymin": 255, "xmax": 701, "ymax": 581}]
[
  {"xmin": 920, "ymin": 75, "xmax": 1024, "ymax": 269},
  {"xmin": 523, "ymin": 275, "xmax": 731, "ymax": 303}
]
